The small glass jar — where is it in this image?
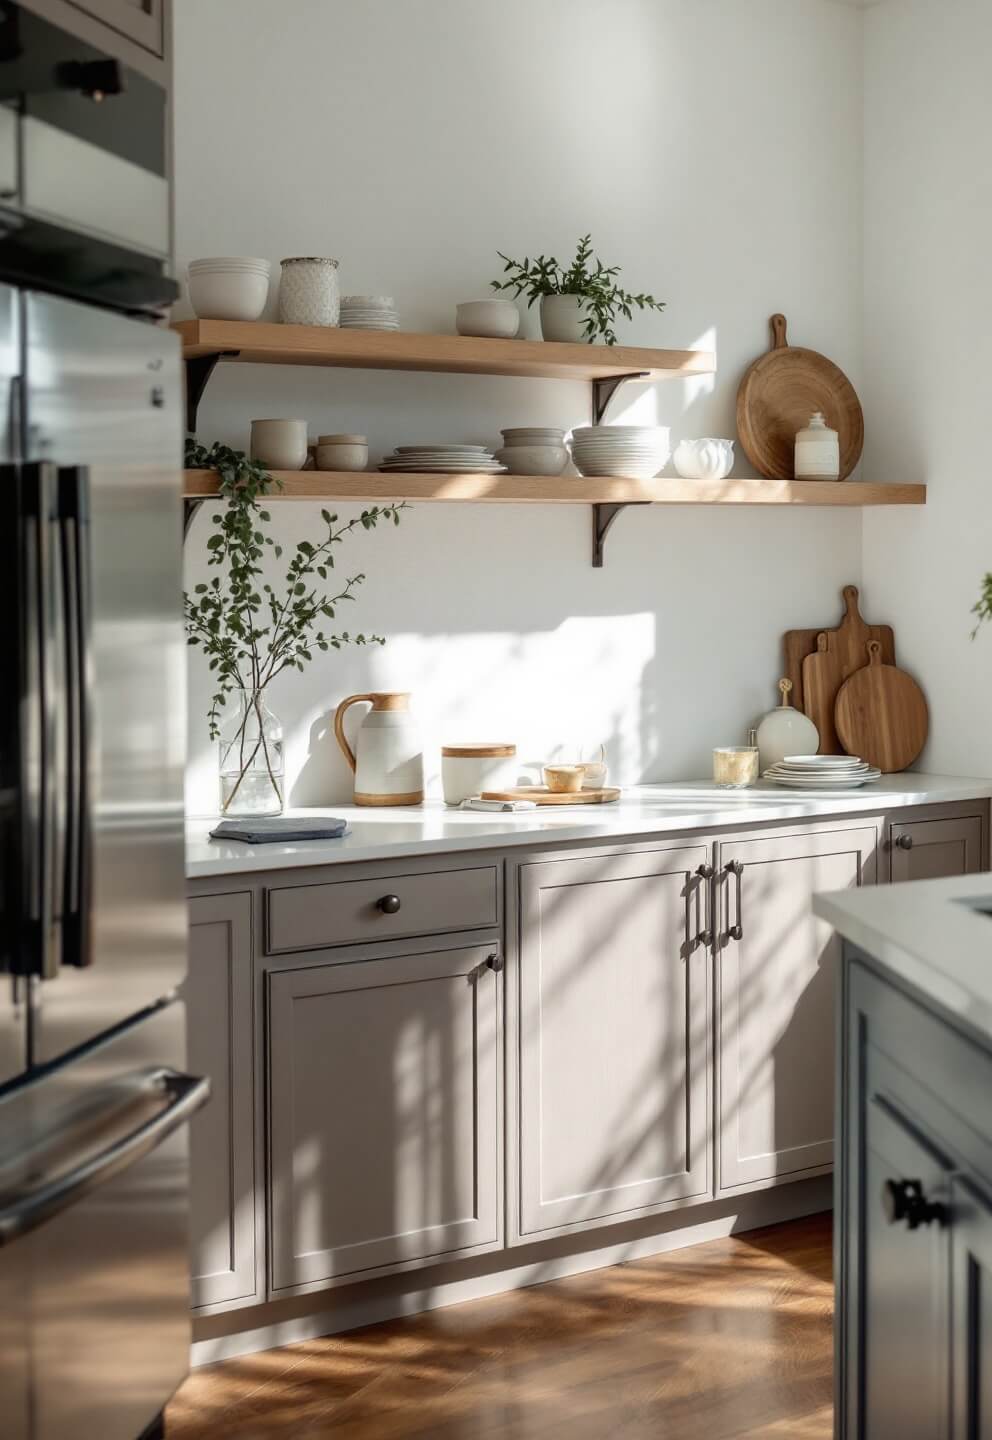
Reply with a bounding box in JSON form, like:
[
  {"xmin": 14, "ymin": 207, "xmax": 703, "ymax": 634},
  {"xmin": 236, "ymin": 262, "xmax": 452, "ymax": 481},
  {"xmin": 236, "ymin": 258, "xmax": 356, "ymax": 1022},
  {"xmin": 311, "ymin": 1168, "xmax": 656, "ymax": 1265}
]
[
  {"xmin": 219, "ymin": 689, "xmax": 285, "ymax": 816},
  {"xmin": 713, "ymin": 747, "xmax": 760, "ymax": 788},
  {"xmin": 278, "ymin": 256, "xmax": 340, "ymax": 327}
]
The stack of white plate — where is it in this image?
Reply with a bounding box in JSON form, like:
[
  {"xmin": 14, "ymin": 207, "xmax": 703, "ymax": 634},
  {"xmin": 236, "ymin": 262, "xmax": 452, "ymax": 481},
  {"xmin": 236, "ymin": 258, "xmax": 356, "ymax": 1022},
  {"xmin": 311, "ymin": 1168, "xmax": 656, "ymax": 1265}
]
[
  {"xmin": 379, "ymin": 444, "xmax": 506, "ymax": 474},
  {"xmin": 340, "ymin": 295, "xmax": 399, "ymax": 330},
  {"xmin": 570, "ymin": 425, "xmax": 671, "ymax": 480},
  {"xmin": 763, "ymin": 755, "xmax": 882, "ymax": 789}
]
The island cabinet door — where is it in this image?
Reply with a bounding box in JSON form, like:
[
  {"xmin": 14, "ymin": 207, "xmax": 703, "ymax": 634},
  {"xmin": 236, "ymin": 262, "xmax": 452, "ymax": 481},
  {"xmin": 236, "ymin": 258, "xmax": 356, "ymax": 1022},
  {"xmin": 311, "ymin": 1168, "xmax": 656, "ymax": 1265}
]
[
  {"xmin": 267, "ymin": 943, "xmax": 502, "ymax": 1295},
  {"xmin": 513, "ymin": 845, "xmax": 711, "ymax": 1243},
  {"xmin": 186, "ymin": 892, "xmax": 258, "ymax": 1311},
  {"xmin": 715, "ymin": 823, "xmax": 879, "ymax": 1194},
  {"xmin": 951, "ymin": 1177, "xmax": 992, "ymax": 1440}
]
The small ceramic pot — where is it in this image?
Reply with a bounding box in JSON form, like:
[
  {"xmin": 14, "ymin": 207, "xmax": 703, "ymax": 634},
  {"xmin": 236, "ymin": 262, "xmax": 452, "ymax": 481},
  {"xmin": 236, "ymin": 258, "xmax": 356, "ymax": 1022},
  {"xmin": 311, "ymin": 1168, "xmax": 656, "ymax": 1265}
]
[
  {"xmin": 540, "ymin": 294, "xmax": 592, "ymax": 344},
  {"xmin": 673, "ymin": 438, "xmax": 735, "ymax": 480},
  {"xmin": 250, "ymin": 417, "xmax": 309, "ymax": 471},
  {"xmin": 543, "ymin": 764, "xmax": 586, "ymax": 794},
  {"xmin": 494, "ymin": 445, "xmax": 568, "ymax": 476},
  {"xmin": 278, "ymin": 257, "xmax": 340, "ymax": 326},
  {"xmin": 455, "ymin": 300, "xmax": 520, "ymax": 338},
  {"xmin": 315, "ymin": 434, "xmax": 368, "ymax": 472},
  {"xmin": 795, "ymin": 412, "xmax": 840, "ymax": 479}
]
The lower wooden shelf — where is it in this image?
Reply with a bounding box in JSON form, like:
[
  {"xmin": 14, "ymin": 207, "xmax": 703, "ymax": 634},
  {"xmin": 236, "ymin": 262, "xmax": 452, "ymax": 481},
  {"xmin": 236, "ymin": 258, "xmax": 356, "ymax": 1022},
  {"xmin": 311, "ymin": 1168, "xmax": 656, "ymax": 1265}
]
[{"xmin": 183, "ymin": 470, "xmax": 926, "ymax": 507}]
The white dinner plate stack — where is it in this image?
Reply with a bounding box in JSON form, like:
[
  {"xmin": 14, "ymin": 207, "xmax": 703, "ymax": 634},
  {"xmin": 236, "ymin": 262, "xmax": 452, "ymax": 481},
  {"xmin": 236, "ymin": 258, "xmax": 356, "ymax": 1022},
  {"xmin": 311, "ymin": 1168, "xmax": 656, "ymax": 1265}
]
[
  {"xmin": 763, "ymin": 755, "xmax": 882, "ymax": 789},
  {"xmin": 340, "ymin": 295, "xmax": 400, "ymax": 330},
  {"xmin": 378, "ymin": 444, "xmax": 506, "ymax": 474},
  {"xmin": 569, "ymin": 425, "xmax": 671, "ymax": 480}
]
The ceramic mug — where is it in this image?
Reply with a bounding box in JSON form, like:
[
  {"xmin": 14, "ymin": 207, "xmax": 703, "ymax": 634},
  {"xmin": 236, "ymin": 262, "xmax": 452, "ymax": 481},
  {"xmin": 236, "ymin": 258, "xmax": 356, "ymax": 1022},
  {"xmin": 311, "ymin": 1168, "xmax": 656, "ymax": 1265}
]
[{"xmin": 250, "ymin": 418, "xmax": 308, "ymax": 471}]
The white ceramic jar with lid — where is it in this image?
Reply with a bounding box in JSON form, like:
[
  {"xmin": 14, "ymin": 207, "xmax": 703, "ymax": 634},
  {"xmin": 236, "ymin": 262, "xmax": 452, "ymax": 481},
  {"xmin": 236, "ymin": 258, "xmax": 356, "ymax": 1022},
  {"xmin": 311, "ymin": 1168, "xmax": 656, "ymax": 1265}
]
[
  {"xmin": 278, "ymin": 256, "xmax": 340, "ymax": 326},
  {"xmin": 441, "ymin": 743, "xmax": 517, "ymax": 806},
  {"xmin": 795, "ymin": 411, "xmax": 840, "ymax": 479},
  {"xmin": 755, "ymin": 679, "xmax": 820, "ymax": 771}
]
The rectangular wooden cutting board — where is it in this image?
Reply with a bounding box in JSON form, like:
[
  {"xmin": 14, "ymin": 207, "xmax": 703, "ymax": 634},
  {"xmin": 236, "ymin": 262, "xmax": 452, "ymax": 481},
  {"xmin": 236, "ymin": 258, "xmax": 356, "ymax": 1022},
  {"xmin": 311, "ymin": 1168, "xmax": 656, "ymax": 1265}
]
[{"xmin": 784, "ymin": 585, "xmax": 895, "ymax": 713}]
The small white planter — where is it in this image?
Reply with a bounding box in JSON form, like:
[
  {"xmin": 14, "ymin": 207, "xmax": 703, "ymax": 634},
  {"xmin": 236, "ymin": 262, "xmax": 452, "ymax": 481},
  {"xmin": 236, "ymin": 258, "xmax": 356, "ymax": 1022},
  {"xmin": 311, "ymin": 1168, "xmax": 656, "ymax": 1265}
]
[{"xmin": 540, "ymin": 294, "xmax": 593, "ymax": 344}]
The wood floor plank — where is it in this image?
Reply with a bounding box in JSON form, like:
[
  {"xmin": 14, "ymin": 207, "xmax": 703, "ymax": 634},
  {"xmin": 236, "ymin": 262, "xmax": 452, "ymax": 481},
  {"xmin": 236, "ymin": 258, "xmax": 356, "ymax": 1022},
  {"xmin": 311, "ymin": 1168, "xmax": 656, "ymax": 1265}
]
[{"xmin": 167, "ymin": 1213, "xmax": 833, "ymax": 1440}]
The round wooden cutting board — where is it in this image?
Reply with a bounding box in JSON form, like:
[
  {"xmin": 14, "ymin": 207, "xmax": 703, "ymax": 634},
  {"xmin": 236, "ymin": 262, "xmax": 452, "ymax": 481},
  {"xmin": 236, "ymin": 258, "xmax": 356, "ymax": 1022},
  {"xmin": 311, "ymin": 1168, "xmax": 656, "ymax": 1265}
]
[
  {"xmin": 834, "ymin": 641, "xmax": 929, "ymax": 773},
  {"xmin": 737, "ymin": 314, "xmax": 864, "ymax": 480}
]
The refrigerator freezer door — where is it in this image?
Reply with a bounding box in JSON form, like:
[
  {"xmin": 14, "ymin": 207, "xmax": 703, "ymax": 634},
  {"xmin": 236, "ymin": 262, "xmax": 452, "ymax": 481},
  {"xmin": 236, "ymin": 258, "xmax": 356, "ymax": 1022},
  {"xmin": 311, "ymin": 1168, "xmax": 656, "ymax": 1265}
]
[
  {"xmin": 0, "ymin": 999, "xmax": 202, "ymax": 1440},
  {"xmin": 23, "ymin": 291, "xmax": 186, "ymax": 1065}
]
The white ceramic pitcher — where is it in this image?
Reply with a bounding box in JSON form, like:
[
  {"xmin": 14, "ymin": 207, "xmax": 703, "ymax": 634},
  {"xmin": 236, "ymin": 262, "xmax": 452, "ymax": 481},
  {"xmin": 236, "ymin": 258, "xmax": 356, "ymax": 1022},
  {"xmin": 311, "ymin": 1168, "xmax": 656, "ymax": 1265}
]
[{"xmin": 333, "ymin": 692, "xmax": 424, "ymax": 806}]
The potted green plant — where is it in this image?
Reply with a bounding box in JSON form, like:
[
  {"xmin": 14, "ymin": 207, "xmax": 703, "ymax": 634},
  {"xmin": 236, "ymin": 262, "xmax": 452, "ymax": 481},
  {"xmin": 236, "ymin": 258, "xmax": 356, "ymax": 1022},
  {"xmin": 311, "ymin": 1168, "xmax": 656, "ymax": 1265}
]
[
  {"xmin": 184, "ymin": 439, "xmax": 404, "ymax": 816},
  {"xmin": 490, "ymin": 234, "xmax": 665, "ymax": 345}
]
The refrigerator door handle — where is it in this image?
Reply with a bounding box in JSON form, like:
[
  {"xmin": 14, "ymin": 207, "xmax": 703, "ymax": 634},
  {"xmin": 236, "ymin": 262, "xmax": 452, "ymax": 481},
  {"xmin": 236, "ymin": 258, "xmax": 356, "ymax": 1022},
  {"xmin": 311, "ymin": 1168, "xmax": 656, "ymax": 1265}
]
[
  {"xmin": 58, "ymin": 466, "xmax": 93, "ymax": 968},
  {"xmin": 0, "ymin": 1066, "xmax": 210, "ymax": 1247},
  {"xmin": 19, "ymin": 460, "xmax": 63, "ymax": 980}
]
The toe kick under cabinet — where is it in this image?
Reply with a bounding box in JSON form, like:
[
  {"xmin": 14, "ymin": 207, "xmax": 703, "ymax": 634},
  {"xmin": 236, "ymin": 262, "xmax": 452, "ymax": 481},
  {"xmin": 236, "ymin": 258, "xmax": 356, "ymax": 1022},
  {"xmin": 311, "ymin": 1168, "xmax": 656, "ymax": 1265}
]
[{"xmin": 184, "ymin": 797, "xmax": 988, "ymax": 1319}]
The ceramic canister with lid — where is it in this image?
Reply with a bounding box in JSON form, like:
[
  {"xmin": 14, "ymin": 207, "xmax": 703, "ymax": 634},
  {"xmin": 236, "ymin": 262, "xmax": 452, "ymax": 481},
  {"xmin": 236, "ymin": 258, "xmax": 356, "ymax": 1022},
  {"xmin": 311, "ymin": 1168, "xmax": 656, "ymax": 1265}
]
[
  {"xmin": 441, "ymin": 744, "xmax": 517, "ymax": 806},
  {"xmin": 795, "ymin": 411, "xmax": 840, "ymax": 479},
  {"xmin": 278, "ymin": 256, "xmax": 340, "ymax": 326}
]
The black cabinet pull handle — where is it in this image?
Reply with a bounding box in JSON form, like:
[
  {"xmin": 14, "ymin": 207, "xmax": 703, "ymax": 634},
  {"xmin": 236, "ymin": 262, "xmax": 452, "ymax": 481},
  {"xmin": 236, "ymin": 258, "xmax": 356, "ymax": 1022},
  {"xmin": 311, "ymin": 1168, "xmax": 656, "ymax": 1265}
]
[
  {"xmin": 895, "ymin": 833, "xmax": 914, "ymax": 851},
  {"xmin": 486, "ymin": 953, "xmax": 504, "ymax": 973},
  {"xmin": 695, "ymin": 864, "xmax": 714, "ymax": 947},
  {"xmin": 376, "ymin": 894, "xmax": 401, "ymax": 915},
  {"xmin": 724, "ymin": 859, "xmax": 744, "ymax": 941},
  {"xmin": 882, "ymin": 1178, "xmax": 947, "ymax": 1230}
]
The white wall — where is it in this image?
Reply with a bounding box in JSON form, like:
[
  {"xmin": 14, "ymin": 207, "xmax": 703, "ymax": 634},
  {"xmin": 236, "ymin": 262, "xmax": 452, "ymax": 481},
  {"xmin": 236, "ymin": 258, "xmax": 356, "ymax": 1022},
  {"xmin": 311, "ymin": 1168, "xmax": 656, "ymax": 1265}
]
[
  {"xmin": 174, "ymin": 0, "xmax": 865, "ymax": 814},
  {"xmin": 862, "ymin": 0, "xmax": 992, "ymax": 777}
]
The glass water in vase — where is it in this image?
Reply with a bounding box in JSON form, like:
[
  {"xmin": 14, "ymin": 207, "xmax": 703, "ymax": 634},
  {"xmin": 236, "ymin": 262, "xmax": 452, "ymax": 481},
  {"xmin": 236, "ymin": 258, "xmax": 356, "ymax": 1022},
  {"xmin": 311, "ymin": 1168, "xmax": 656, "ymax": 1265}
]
[{"xmin": 218, "ymin": 688, "xmax": 285, "ymax": 817}]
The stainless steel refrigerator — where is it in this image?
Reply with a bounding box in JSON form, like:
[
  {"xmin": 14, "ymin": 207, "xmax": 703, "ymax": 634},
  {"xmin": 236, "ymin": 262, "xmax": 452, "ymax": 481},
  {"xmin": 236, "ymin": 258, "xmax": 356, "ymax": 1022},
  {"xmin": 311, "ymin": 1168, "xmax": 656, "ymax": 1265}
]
[{"xmin": 0, "ymin": 6, "xmax": 207, "ymax": 1440}]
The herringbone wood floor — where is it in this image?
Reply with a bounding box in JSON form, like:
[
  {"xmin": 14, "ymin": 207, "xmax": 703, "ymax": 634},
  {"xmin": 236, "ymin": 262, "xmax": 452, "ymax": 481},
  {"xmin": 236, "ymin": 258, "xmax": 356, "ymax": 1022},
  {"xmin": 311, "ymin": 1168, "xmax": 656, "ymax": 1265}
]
[{"xmin": 167, "ymin": 1212, "xmax": 833, "ymax": 1440}]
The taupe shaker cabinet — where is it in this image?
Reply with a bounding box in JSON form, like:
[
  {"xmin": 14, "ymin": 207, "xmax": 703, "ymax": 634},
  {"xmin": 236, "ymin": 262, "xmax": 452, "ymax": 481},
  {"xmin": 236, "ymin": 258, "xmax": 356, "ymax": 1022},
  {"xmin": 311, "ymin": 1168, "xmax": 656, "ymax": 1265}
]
[{"xmin": 184, "ymin": 795, "xmax": 989, "ymax": 1328}]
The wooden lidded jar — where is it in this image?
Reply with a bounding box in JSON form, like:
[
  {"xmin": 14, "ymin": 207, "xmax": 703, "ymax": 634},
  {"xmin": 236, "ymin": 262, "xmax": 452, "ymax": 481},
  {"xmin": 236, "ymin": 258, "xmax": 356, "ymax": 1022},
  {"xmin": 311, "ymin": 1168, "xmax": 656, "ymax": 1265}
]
[{"xmin": 441, "ymin": 743, "xmax": 517, "ymax": 807}]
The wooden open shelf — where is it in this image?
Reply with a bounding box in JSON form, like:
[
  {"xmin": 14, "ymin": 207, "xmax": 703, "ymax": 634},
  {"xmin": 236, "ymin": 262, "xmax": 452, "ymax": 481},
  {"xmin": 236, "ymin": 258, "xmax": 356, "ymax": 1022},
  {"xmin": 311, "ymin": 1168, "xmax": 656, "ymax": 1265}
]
[
  {"xmin": 184, "ymin": 470, "xmax": 927, "ymax": 507},
  {"xmin": 175, "ymin": 319, "xmax": 716, "ymax": 384}
]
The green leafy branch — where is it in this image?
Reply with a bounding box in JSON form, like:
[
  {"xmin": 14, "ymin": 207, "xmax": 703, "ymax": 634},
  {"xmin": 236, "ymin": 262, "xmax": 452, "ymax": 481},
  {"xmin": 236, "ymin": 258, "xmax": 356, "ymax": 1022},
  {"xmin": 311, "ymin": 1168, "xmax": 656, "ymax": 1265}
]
[
  {"xmin": 972, "ymin": 572, "xmax": 992, "ymax": 638},
  {"xmin": 490, "ymin": 234, "xmax": 665, "ymax": 345},
  {"xmin": 183, "ymin": 437, "xmax": 406, "ymax": 756}
]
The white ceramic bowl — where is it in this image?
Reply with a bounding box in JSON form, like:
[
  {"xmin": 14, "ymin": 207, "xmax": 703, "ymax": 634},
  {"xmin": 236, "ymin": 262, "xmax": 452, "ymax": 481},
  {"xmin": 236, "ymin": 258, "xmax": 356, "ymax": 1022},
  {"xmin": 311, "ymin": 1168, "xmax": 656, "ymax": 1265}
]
[
  {"xmin": 673, "ymin": 438, "xmax": 735, "ymax": 480},
  {"xmin": 456, "ymin": 299, "xmax": 520, "ymax": 339},
  {"xmin": 500, "ymin": 427, "xmax": 566, "ymax": 445},
  {"xmin": 188, "ymin": 260, "xmax": 269, "ymax": 321},
  {"xmin": 494, "ymin": 445, "xmax": 568, "ymax": 476},
  {"xmin": 188, "ymin": 255, "xmax": 270, "ymax": 272}
]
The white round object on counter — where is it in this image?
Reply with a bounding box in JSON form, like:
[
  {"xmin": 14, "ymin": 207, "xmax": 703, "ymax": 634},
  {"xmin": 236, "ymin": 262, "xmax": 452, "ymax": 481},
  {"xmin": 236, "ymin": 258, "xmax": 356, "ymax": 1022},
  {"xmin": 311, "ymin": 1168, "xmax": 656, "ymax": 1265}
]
[
  {"xmin": 441, "ymin": 743, "xmax": 517, "ymax": 806},
  {"xmin": 755, "ymin": 678, "xmax": 820, "ymax": 770}
]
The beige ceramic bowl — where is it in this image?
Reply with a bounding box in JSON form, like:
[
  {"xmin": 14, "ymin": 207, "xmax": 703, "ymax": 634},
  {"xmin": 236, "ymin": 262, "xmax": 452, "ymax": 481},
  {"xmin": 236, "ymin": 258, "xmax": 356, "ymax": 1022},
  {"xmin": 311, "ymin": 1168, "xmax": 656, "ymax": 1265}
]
[
  {"xmin": 543, "ymin": 764, "xmax": 586, "ymax": 794},
  {"xmin": 315, "ymin": 436, "xmax": 369, "ymax": 471}
]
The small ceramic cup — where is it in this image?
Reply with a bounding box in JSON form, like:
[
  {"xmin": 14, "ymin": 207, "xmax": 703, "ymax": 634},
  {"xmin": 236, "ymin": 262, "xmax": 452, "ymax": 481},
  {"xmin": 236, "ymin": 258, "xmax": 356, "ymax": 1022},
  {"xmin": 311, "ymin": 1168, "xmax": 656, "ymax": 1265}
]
[
  {"xmin": 543, "ymin": 764, "xmax": 586, "ymax": 794},
  {"xmin": 249, "ymin": 418, "xmax": 309, "ymax": 471}
]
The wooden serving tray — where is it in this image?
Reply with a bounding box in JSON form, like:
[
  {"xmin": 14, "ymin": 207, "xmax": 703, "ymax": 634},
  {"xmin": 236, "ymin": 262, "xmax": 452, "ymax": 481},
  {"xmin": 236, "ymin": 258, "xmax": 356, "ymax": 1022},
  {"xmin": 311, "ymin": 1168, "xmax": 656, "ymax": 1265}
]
[{"xmin": 480, "ymin": 786, "xmax": 621, "ymax": 806}]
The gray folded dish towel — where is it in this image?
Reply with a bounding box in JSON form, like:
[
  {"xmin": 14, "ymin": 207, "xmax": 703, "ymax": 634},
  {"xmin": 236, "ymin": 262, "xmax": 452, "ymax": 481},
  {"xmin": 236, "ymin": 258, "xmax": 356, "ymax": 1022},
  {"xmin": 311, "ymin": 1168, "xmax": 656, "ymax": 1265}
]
[{"xmin": 209, "ymin": 817, "xmax": 350, "ymax": 844}]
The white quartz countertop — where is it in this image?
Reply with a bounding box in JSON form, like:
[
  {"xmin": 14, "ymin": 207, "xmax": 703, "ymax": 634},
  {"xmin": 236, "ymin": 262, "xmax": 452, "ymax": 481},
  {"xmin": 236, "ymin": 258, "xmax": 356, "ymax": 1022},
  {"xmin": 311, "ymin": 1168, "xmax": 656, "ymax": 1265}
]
[
  {"xmin": 185, "ymin": 773, "xmax": 992, "ymax": 878},
  {"xmin": 814, "ymin": 871, "xmax": 992, "ymax": 1045}
]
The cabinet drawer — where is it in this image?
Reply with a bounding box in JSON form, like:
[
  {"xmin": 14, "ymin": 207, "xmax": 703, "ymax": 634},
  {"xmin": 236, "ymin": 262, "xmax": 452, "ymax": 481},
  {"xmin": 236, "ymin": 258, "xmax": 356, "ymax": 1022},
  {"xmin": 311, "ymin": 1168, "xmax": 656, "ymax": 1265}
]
[{"xmin": 265, "ymin": 864, "xmax": 499, "ymax": 953}]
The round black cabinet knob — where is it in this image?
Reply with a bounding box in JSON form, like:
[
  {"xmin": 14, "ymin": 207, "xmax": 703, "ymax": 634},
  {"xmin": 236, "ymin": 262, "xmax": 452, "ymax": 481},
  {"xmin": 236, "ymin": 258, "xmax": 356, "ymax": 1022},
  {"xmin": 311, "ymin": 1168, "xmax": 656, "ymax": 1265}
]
[
  {"xmin": 376, "ymin": 894, "xmax": 402, "ymax": 915},
  {"xmin": 895, "ymin": 834, "xmax": 914, "ymax": 851},
  {"xmin": 487, "ymin": 954, "xmax": 504, "ymax": 973},
  {"xmin": 882, "ymin": 1178, "xmax": 947, "ymax": 1230}
]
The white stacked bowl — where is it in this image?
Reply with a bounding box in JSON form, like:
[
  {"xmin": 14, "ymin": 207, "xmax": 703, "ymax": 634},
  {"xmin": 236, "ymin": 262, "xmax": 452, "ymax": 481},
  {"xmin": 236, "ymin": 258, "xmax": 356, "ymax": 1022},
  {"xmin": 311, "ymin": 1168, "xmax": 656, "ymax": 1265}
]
[
  {"xmin": 570, "ymin": 425, "xmax": 671, "ymax": 479},
  {"xmin": 187, "ymin": 256, "xmax": 270, "ymax": 321},
  {"xmin": 496, "ymin": 426, "xmax": 567, "ymax": 476}
]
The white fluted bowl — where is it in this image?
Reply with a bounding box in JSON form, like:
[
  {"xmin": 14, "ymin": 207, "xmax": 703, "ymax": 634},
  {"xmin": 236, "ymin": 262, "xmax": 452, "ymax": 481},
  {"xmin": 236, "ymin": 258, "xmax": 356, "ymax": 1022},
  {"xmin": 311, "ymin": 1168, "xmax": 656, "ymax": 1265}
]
[{"xmin": 673, "ymin": 438, "xmax": 735, "ymax": 480}]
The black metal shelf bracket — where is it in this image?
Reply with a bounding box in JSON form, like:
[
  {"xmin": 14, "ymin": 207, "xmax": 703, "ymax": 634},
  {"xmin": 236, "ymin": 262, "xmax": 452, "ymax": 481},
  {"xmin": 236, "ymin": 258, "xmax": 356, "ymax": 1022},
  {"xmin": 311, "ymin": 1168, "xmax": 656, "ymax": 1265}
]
[
  {"xmin": 185, "ymin": 350, "xmax": 240, "ymax": 433},
  {"xmin": 589, "ymin": 371, "xmax": 651, "ymax": 567}
]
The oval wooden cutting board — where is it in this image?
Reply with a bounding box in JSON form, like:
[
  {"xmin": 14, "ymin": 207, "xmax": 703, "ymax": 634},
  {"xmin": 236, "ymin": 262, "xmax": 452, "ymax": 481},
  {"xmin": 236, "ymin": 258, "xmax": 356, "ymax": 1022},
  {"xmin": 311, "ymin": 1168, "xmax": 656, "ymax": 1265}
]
[
  {"xmin": 834, "ymin": 641, "xmax": 928, "ymax": 772},
  {"xmin": 737, "ymin": 315, "xmax": 865, "ymax": 480}
]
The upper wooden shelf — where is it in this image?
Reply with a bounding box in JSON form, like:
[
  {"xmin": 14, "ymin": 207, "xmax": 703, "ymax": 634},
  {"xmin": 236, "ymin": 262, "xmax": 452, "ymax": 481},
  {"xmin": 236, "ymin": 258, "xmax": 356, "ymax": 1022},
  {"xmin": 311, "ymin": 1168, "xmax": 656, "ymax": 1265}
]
[
  {"xmin": 174, "ymin": 319, "xmax": 716, "ymax": 384},
  {"xmin": 184, "ymin": 469, "xmax": 926, "ymax": 508}
]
